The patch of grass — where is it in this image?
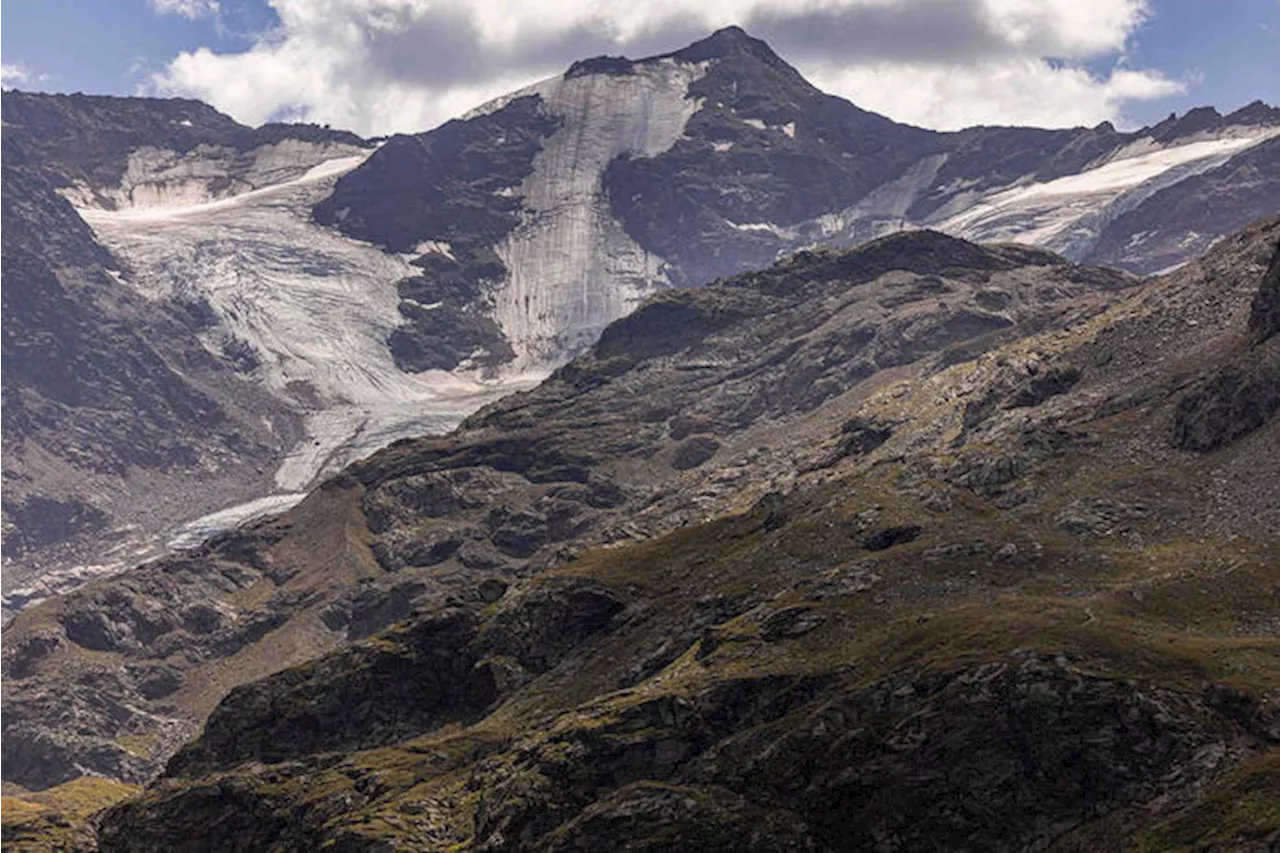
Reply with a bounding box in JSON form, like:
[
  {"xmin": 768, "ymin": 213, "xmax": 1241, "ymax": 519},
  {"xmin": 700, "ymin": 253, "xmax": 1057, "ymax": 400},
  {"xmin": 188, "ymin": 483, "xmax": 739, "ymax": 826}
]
[{"xmin": 1134, "ymin": 749, "xmax": 1280, "ymax": 852}]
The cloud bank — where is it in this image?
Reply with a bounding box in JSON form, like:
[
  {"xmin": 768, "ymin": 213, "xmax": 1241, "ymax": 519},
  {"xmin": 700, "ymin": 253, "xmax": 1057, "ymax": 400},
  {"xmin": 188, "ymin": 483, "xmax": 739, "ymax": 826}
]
[{"xmin": 149, "ymin": 0, "xmax": 1184, "ymax": 136}]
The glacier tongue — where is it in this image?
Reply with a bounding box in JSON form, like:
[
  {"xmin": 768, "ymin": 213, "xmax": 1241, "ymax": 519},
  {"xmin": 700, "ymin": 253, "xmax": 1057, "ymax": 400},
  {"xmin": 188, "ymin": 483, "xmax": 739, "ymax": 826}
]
[
  {"xmin": 80, "ymin": 147, "xmax": 539, "ymax": 496},
  {"xmin": 490, "ymin": 59, "xmax": 707, "ymax": 366}
]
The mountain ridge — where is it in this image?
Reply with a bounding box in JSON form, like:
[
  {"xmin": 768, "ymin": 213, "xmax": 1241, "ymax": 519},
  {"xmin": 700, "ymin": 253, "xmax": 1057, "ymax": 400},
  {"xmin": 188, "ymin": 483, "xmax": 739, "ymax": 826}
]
[{"xmin": 6, "ymin": 214, "xmax": 1277, "ymax": 849}]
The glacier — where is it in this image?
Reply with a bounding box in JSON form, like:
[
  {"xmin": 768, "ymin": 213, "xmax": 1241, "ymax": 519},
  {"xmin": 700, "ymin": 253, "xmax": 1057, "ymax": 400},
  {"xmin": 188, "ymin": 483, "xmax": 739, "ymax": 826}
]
[
  {"xmin": 931, "ymin": 128, "xmax": 1280, "ymax": 258},
  {"xmin": 76, "ymin": 141, "xmax": 541, "ymax": 542}
]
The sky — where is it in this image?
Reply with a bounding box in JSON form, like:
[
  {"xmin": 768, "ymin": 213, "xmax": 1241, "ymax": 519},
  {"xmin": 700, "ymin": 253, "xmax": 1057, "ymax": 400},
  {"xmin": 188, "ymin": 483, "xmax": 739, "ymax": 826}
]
[{"xmin": 2, "ymin": 0, "xmax": 1277, "ymax": 137}]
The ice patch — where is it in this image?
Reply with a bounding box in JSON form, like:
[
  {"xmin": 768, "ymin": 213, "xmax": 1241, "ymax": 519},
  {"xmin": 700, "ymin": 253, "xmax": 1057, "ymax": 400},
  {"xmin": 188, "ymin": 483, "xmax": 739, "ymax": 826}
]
[
  {"xmin": 742, "ymin": 118, "xmax": 766, "ymax": 130},
  {"xmin": 726, "ymin": 220, "xmax": 796, "ymax": 239},
  {"xmin": 491, "ymin": 58, "xmax": 709, "ymax": 367},
  {"xmin": 166, "ymin": 492, "xmax": 310, "ymax": 551},
  {"xmin": 781, "ymin": 122, "xmax": 796, "ymax": 139},
  {"xmin": 412, "ymin": 239, "xmax": 456, "ymax": 260}
]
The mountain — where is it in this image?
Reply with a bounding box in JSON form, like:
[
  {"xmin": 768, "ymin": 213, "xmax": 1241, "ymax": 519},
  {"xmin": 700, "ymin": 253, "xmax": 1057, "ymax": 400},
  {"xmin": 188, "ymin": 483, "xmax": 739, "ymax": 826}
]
[
  {"xmin": 0, "ymin": 94, "xmax": 515, "ymax": 619},
  {"xmin": 5, "ymin": 213, "xmax": 1279, "ymax": 848},
  {"xmin": 0, "ymin": 94, "xmax": 346, "ymax": 614},
  {"xmin": 316, "ymin": 25, "xmax": 1280, "ymax": 372},
  {"xmin": 3, "ymin": 35, "xmax": 1277, "ymax": 845},
  {"xmin": 3, "ymin": 29, "xmax": 1277, "ymax": 617}
]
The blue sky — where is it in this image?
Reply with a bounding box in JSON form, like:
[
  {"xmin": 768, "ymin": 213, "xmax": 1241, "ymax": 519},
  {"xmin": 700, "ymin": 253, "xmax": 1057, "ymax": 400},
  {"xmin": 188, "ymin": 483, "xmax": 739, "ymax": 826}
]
[{"xmin": 3, "ymin": 0, "xmax": 1277, "ymax": 134}]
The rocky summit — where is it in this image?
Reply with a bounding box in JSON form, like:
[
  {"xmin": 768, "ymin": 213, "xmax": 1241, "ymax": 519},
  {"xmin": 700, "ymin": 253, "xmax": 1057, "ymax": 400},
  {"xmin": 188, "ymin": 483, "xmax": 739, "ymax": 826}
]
[{"xmin": 2, "ymin": 23, "xmax": 1279, "ymax": 853}]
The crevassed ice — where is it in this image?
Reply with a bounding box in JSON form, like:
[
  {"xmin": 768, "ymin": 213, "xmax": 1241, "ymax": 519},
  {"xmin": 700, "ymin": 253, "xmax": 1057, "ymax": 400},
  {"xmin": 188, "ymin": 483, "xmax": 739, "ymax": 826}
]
[{"xmin": 79, "ymin": 143, "xmax": 538, "ymax": 496}]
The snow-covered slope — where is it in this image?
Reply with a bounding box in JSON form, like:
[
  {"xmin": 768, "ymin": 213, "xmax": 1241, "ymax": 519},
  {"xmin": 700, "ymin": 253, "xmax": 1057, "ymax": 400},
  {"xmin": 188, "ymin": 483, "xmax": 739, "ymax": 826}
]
[{"xmin": 929, "ymin": 129, "xmax": 1280, "ymax": 260}]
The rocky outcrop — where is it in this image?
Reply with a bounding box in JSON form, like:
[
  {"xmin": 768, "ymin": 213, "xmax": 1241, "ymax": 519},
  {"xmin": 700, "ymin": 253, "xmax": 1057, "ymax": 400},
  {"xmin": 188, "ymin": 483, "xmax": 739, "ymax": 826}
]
[
  {"xmin": 1251, "ymin": 239, "xmax": 1280, "ymax": 342},
  {"xmin": 1172, "ymin": 237, "xmax": 1280, "ymax": 451}
]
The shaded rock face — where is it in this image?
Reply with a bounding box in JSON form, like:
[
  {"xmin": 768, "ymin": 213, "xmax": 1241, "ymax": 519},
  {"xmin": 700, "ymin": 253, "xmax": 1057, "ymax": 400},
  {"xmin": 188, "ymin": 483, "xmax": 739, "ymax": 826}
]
[
  {"xmin": 687, "ymin": 659, "xmax": 1223, "ymax": 852},
  {"xmin": 1172, "ymin": 239, "xmax": 1280, "ymax": 452},
  {"xmin": 1251, "ymin": 239, "xmax": 1280, "ymax": 342},
  {"xmin": 1172, "ymin": 351, "xmax": 1280, "ymax": 452},
  {"xmin": 165, "ymin": 608, "xmax": 494, "ymax": 777}
]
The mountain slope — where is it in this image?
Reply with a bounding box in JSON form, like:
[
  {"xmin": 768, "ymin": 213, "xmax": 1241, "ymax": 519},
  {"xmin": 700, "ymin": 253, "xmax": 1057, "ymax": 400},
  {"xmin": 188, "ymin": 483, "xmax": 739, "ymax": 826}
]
[
  {"xmin": 98, "ymin": 217, "xmax": 1280, "ymax": 851},
  {"xmin": 0, "ymin": 94, "xmax": 523, "ymax": 616},
  {"xmin": 5, "ymin": 30, "xmax": 1276, "ymax": 616},
  {"xmin": 1, "ymin": 115, "xmax": 307, "ymax": 615},
  {"xmin": 0, "ymin": 229, "xmax": 1137, "ymax": 791}
]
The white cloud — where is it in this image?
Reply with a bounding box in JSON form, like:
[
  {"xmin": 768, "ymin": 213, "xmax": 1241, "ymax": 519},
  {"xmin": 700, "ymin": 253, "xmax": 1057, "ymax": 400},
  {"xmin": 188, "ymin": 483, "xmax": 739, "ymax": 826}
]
[
  {"xmin": 149, "ymin": 0, "xmax": 1182, "ymax": 136},
  {"xmin": 2, "ymin": 64, "xmax": 31, "ymax": 88},
  {"xmin": 808, "ymin": 61, "xmax": 1183, "ymax": 131},
  {"xmin": 150, "ymin": 0, "xmax": 220, "ymax": 19}
]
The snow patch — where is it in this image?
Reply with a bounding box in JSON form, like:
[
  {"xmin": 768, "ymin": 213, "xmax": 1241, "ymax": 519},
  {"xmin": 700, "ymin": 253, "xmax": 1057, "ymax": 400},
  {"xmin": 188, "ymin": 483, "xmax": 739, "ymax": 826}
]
[
  {"xmin": 741, "ymin": 117, "xmax": 766, "ymax": 130},
  {"xmin": 726, "ymin": 220, "xmax": 796, "ymax": 239},
  {"xmin": 412, "ymin": 239, "xmax": 456, "ymax": 260},
  {"xmin": 64, "ymin": 139, "xmax": 367, "ymax": 213},
  {"xmin": 166, "ymin": 493, "xmax": 309, "ymax": 551}
]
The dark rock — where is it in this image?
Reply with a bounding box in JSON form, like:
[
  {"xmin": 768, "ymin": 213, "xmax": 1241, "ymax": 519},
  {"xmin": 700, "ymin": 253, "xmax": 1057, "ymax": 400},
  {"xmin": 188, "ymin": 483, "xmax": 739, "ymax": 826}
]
[
  {"xmin": 671, "ymin": 436, "xmax": 722, "ymax": 471},
  {"xmin": 134, "ymin": 667, "xmax": 184, "ymax": 700},
  {"xmin": 478, "ymin": 578, "xmax": 509, "ymax": 604},
  {"xmin": 480, "ymin": 578, "xmax": 625, "ymax": 673},
  {"xmin": 1249, "ymin": 240, "xmax": 1280, "ymax": 342},
  {"xmin": 861, "ymin": 525, "xmax": 923, "ymax": 552},
  {"xmin": 1006, "ymin": 363, "xmax": 1081, "ymax": 408},
  {"xmin": 759, "ymin": 606, "xmax": 825, "ymax": 640},
  {"xmin": 694, "ymin": 656, "xmax": 1223, "ymax": 853},
  {"xmin": 2, "ymin": 631, "xmax": 61, "ymax": 680},
  {"xmin": 165, "ymin": 608, "xmax": 492, "ymax": 777},
  {"xmin": 1172, "ymin": 349, "xmax": 1280, "ymax": 451},
  {"xmin": 836, "ymin": 416, "xmax": 894, "ymax": 458}
]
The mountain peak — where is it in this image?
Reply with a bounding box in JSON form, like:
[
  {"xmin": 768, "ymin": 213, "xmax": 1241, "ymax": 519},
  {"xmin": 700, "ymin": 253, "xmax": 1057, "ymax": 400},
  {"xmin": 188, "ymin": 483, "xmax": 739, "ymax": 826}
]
[{"xmin": 668, "ymin": 25, "xmax": 791, "ymax": 70}]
